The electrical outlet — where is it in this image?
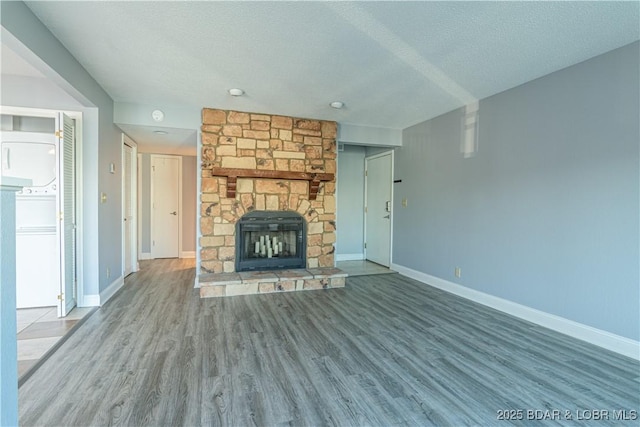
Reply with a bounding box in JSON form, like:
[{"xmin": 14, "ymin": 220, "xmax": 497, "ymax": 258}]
[
  {"xmin": 402, "ymin": 198, "xmax": 408, "ymax": 207},
  {"xmin": 455, "ymin": 267, "xmax": 461, "ymax": 278},
  {"xmin": 106, "ymin": 267, "xmax": 111, "ymax": 279}
]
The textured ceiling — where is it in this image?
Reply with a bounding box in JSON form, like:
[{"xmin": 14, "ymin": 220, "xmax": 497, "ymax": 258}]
[{"xmin": 18, "ymin": 1, "xmax": 640, "ymax": 133}]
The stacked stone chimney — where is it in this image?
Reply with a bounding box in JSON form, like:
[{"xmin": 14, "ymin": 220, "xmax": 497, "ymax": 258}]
[{"xmin": 199, "ymin": 108, "xmax": 337, "ymax": 274}]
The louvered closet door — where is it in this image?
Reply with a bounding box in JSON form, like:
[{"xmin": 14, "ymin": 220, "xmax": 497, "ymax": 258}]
[{"xmin": 57, "ymin": 113, "xmax": 76, "ymax": 317}]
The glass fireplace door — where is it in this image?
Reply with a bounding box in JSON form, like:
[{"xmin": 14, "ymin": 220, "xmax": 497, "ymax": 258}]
[{"xmin": 236, "ymin": 211, "xmax": 306, "ymax": 271}]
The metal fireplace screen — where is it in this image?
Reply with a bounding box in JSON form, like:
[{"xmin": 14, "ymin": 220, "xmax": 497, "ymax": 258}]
[{"xmin": 236, "ymin": 211, "xmax": 306, "ymax": 271}]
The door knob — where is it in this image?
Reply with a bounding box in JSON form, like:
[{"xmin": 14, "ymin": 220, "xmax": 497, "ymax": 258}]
[{"xmin": 170, "ymin": 211, "xmax": 177, "ymax": 216}]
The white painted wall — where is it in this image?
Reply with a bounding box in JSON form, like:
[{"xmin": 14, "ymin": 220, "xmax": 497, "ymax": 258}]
[
  {"xmin": 1, "ymin": 75, "xmax": 81, "ymax": 111},
  {"xmin": 114, "ymin": 102, "xmax": 200, "ymax": 130}
]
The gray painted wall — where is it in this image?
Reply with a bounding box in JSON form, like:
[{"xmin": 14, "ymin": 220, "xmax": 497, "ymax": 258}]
[
  {"xmin": 394, "ymin": 42, "xmax": 639, "ymax": 341},
  {"xmin": 138, "ymin": 153, "xmax": 196, "ymax": 255},
  {"xmin": 336, "ymin": 145, "xmax": 365, "ymax": 257}
]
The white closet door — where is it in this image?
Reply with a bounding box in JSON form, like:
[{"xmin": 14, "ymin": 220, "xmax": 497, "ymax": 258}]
[{"xmin": 57, "ymin": 113, "xmax": 76, "ymax": 317}]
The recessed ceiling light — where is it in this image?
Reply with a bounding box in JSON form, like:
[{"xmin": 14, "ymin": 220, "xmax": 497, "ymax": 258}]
[
  {"xmin": 153, "ymin": 130, "xmax": 168, "ymax": 135},
  {"xmin": 330, "ymin": 101, "xmax": 344, "ymax": 109},
  {"xmin": 228, "ymin": 88, "xmax": 244, "ymax": 96}
]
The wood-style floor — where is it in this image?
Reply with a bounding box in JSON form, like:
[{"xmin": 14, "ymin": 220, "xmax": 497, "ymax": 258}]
[{"xmin": 19, "ymin": 259, "xmax": 639, "ymax": 426}]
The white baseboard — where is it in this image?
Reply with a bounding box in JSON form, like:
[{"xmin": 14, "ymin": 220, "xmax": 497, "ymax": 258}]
[
  {"xmin": 80, "ymin": 294, "xmax": 100, "ymax": 307},
  {"xmin": 391, "ymin": 263, "xmax": 640, "ymax": 361},
  {"xmin": 336, "ymin": 253, "xmax": 364, "ymax": 261},
  {"xmin": 180, "ymin": 251, "xmax": 196, "ymax": 259},
  {"xmin": 139, "ymin": 252, "xmax": 152, "ymax": 260},
  {"xmin": 99, "ymin": 275, "xmax": 125, "ymax": 305}
]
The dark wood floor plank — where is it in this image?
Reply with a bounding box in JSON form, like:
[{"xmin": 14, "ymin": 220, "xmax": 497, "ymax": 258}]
[{"xmin": 18, "ymin": 259, "xmax": 639, "ymax": 426}]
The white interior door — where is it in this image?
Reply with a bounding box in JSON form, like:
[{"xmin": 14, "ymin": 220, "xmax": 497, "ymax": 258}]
[
  {"xmin": 151, "ymin": 155, "xmax": 180, "ymax": 258},
  {"xmin": 365, "ymin": 151, "xmax": 393, "ymax": 267},
  {"xmin": 123, "ymin": 142, "xmax": 133, "ymax": 275},
  {"xmin": 57, "ymin": 112, "xmax": 76, "ymax": 317}
]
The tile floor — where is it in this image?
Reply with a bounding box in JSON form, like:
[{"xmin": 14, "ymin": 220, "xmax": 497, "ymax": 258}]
[
  {"xmin": 17, "ymin": 306, "xmax": 94, "ymax": 377},
  {"xmin": 336, "ymin": 259, "xmax": 396, "ymax": 277}
]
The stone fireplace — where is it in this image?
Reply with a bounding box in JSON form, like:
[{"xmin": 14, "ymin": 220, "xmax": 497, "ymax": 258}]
[{"xmin": 198, "ymin": 108, "xmax": 345, "ymax": 297}]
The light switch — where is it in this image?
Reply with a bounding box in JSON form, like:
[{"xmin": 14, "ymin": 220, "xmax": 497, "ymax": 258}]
[
  {"xmin": 101, "ymin": 192, "xmax": 107, "ymax": 203},
  {"xmin": 402, "ymin": 198, "xmax": 408, "ymax": 207}
]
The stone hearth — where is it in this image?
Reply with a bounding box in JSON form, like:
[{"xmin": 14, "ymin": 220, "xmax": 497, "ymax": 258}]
[
  {"xmin": 199, "ymin": 268, "xmax": 347, "ymax": 298},
  {"xmin": 199, "ymin": 108, "xmax": 345, "ymax": 297}
]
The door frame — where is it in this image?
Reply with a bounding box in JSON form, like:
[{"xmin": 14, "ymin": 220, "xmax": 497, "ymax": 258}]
[
  {"xmin": 136, "ymin": 154, "xmax": 145, "ymax": 261},
  {"xmin": 364, "ymin": 149, "xmax": 394, "ymax": 266},
  {"xmin": 0, "ymin": 105, "xmax": 84, "ymax": 310},
  {"xmin": 121, "ymin": 134, "xmax": 138, "ymax": 275},
  {"xmin": 150, "ymin": 154, "xmax": 182, "ymax": 259}
]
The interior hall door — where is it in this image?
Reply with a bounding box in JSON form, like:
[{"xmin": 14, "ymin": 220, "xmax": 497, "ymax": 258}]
[
  {"xmin": 364, "ymin": 151, "xmax": 393, "ymax": 267},
  {"xmin": 151, "ymin": 155, "xmax": 180, "ymax": 258}
]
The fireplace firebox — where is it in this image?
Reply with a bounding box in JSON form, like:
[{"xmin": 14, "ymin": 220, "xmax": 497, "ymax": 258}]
[{"xmin": 236, "ymin": 211, "xmax": 306, "ymax": 272}]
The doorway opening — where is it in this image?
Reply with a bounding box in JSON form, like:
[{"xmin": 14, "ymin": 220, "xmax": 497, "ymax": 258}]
[{"xmin": 1, "ymin": 108, "xmax": 82, "ymax": 317}]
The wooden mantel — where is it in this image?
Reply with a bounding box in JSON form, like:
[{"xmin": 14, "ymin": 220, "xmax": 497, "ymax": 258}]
[{"xmin": 211, "ymin": 168, "xmax": 335, "ymax": 200}]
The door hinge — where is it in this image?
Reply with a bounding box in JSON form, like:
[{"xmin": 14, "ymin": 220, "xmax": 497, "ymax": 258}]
[
  {"xmin": 364, "ymin": 207, "xmax": 367, "ymax": 213},
  {"xmin": 57, "ymin": 211, "xmax": 64, "ymax": 221},
  {"xmin": 57, "ymin": 293, "xmax": 63, "ymax": 301},
  {"xmin": 55, "ymin": 130, "xmax": 63, "ymax": 138},
  {"xmin": 364, "ymin": 243, "xmax": 367, "ymax": 249},
  {"xmin": 365, "ymin": 170, "xmax": 368, "ymax": 177}
]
